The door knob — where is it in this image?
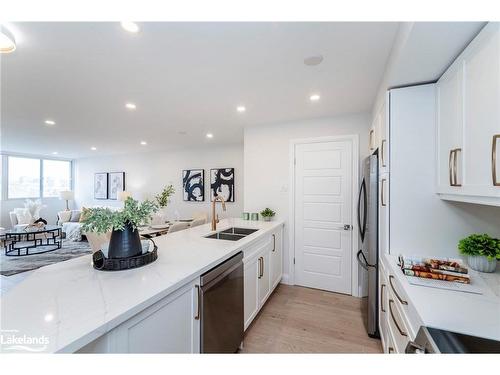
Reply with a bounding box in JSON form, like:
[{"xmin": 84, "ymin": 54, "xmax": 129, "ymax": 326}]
[{"xmin": 343, "ymin": 225, "xmax": 352, "ymax": 231}]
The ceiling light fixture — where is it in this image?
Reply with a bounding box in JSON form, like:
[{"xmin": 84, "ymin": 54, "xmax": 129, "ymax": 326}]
[
  {"xmin": 120, "ymin": 22, "xmax": 140, "ymax": 33},
  {"xmin": 0, "ymin": 25, "xmax": 16, "ymax": 54},
  {"xmin": 309, "ymin": 94, "xmax": 321, "ymax": 102},
  {"xmin": 52, "ymin": 151, "xmax": 58, "ymax": 155},
  {"xmin": 304, "ymin": 55, "xmax": 324, "ymax": 66},
  {"xmin": 236, "ymin": 106, "xmax": 246, "ymax": 113},
  {"xmin": 45, "ymin": 120, "xmax": 56, "ymax": 126},
  {"xmin": 206, "ymin": 133, "xmax": 213, "ymax": 139},
  {"xmin": 90, "ymin": 146, "xmax": 97, "ymax": 151},
  {"xmin": 125, "ymin": 103, "xmax": 136, "ymax": 110},
  {"xmin": 140, "ymin": 141, "xmax": 147, "ymax": 145}
]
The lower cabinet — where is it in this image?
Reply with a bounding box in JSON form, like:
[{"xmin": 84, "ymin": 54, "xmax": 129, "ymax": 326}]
[
  {"xmin": 243, "ymin": 225, "xmax": 283, "ymax": 331},
  {"xmin": 77, "ymin": 278, "xmax": 201, "ymax": 353}
]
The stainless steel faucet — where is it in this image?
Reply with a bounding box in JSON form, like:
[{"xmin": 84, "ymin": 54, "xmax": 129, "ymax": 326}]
[{"xmin": 211, "ymin": 195, "xmax": 227, "ymax": 231}]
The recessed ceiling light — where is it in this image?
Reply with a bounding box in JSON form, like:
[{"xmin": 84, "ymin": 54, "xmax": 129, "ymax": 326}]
[
  {"xmin": 310, "ymin": 94, "xmax": 321, "ymax": 102},
  {"xmin": 304, "ymin": 55, "xmax": 324, "ymax": 66},
  {"xmin": 45, "ymin": 120, "xmax": 56, "ymax": 126},
  {"xmin": 0, "ymin": 26, "xmax": 16, "ymax": 54},
  {"xmin": 90, "ymin": 146, "xmax": 97, "ymax": 151},
  {"xmin": 178, "ymin": 131, "xmax": 187, "ymax": 135},
  {"xmin": 140, "ymin": 141, "xmax": 147, "ymax": 145},
  {"xmin": 120, "ymin": 22, "xmax": 140, "ymax": 33},
  {"xmin": 125, "ymin": 103, "xmax": 136, "ymax": 110},
  {"xmin": 206, "ymin": 133, "xmax": 213, "ymax": 139},
  {"xmin": 52, "ymin": 151, "xmax": 58, "ymax": 155},
  {"xmin": 236, "ymin": 106, "xmax": 246, "ymax": 113}
]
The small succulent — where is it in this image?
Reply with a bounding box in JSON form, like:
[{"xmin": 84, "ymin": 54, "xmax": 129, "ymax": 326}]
[
  {"xmin": 260, "ymin": 208, "xmax": 276, "ymax": 218},
  {"xmin": 458, "ymin": 234, "xmax": 500, "ymax": 261}
]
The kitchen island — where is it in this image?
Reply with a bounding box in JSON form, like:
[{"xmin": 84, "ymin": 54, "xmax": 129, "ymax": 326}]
[{"xmin": 0, "ymin": 218, "xmax": 284, "ymax": 353}]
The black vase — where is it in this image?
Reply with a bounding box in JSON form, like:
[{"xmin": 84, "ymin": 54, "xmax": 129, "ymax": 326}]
[{"xmin": 107, "ymin": 222, "xmax": 143, "ymax": 259}]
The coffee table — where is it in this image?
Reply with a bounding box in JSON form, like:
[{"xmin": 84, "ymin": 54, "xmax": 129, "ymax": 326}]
[{"xmin": 2, "ymin": 225, "xmax": 62, "ymax": 256}]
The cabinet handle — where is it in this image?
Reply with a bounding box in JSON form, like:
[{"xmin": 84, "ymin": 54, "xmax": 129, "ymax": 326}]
[
  {"xmin": 258, "ymin": 257, "xmax": 263, "ymax": 279},
  {"xmin": 261, "ymin": 257, "xmax": 265, "ymax": 277},
  {"xmin": 389, "ymin": 299, "xmax": 407, "ymax": 337},
  {"xmin": 381, "ymin": 178, "xmax": 387, "ymax": 207},
  {"xmin": 448, "ymin": 149, "xmax": 454, "ymax": 186},
  {"xmin": 380, "ymin": 284, "xmax": 386, "ymax": 313},
  {"xmin": 381, "ymin": 139, "xmax": 387, "ymax": 167},
  {"xmin": 453, "ymin": 148, "xmax": 462, "ymax": 187},
  {"xmin": 389, "ymin": 275, "xmax": 407, "ymax": 305},
  {"xmin": 272, "ymin": 234, "xmax": 276, "ymax": 252},
  {"xmin": 388, "ymin": 347, "xmax": 395, "ymax": 354},
  {"xmin": 369, "ymin": 130, "xmax": 374, "ymax": 150},
  {"xmin": 194, "ymin": 285, "xmax": 201, "ymax": 320},
  {"xmin": 493, "ymin": 135, "xmax": 500, "ymax": 186}
]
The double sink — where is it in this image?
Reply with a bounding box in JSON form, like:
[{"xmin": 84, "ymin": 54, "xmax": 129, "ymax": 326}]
[{"xmin": 205, "ymin": 227, "xmax": 258, "ymax": 241}]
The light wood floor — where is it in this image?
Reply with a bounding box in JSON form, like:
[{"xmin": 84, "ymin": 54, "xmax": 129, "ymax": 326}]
[{"xmin": 241, "ymin": 284, "xmax": 382, "ymax": 353}]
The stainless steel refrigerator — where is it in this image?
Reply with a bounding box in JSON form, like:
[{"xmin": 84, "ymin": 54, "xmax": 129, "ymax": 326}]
[{"xmin": 357, "ymin": 151, "xmax": 379, "ymax": 338}]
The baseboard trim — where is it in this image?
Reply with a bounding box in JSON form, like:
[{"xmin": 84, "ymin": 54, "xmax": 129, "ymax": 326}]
[{"xmin": 280, "ymin": 273, "xmax": 291, "ymax": 285}]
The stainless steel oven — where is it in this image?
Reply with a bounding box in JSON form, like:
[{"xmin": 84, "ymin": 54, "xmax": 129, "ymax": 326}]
[{"xmin": 200, "ymin": 252, "xmax": 244, "ymax": 353}]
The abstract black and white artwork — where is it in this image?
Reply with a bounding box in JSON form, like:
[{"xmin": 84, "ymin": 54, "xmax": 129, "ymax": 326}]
[
  {"xmin": 108, "ymin": 172, "xmax": 125, "ymax": 200},
  {"xmin": 183, "ymin": 169, "xmax": 205, "ymax": 202},
  {"xmin": 210, "ymin": 168, "xmax": 234, "ymax": 202},
  {"xmin": 94, "ymin": 173, "xmax": 108, "ymax": 200}
]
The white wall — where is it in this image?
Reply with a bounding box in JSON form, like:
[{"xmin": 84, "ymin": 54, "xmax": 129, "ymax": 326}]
[
  {"xmin": 244, "ymin": 113, "xmax": 371, "ymax": 283},
  {"xmin": 74, "ymin": 144, "xmax": 243, "ymax": 221}
]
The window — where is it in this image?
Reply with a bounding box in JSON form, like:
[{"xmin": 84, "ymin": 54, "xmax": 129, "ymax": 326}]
[
  {"xmin": 43, "ymin": 160, "xmax": 71, "ymax": 197},
  {"xmin": 8, "ymin": 157, "xmax": 40, "ymax": 199},
  {"xmin": 6, "ymin": 156, "xmax": 72, "ymax": 199}
]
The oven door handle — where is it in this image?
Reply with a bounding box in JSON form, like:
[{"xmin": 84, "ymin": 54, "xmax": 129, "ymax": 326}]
[{"xmin": 201, "ymin": 262, "xmax": 242, "ymax": 291}]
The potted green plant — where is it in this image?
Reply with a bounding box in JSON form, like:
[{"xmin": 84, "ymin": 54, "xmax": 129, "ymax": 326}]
[
  {"xmin": 260, "ymin": 208, "xmax": 276, "ymax": 222},
  {"xmin": 154, "ymin": 184, "xmax": 175, "ymax": 223},
  {"xmin": 458, "ymin": 233, "xmax": 500, "ymax": 273},
  {"xmin": 81, "ymin": 197, "xmax": 158, "ymax": 259}
]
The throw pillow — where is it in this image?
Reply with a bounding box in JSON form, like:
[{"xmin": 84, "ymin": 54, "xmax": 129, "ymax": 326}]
[
  {"xmin": 70, "ymin": 210, "xmax": 81, "ymax": 222},
  {"xmin": 14, "ymin": 208, "xmax": 32, "ymax": 225},
  {"xmin": 58, "ymin": 210, "xmax": 72, "ymax": 223}
]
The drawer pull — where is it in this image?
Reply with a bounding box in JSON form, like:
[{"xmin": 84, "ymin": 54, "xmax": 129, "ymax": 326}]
[
  {"xmin": 389, "ymin": 299, "xmax": 407, "ymax": 337},
  {"xmin": 381, "ymin": 178, "xmax": 387, "ymax": 207},
  {"xmin": 272, "ymin": 234, "xmax": 276, "ymax": 252},
  {"xmin": 453, "ymin": 148, "xmax": 462, "ymax": 187},
  {"xmin": 369, "ymin": 130, "xmax": 374, "ymax": 150},
  {"xmin": 388, "ymin": 347, "xmax": 395, "ymax": 354},
  {"xmin": 389, "ymin": 275, "xmax": 408, "ymax": 305},
  {"xmin": 448, "ymin": 149, "xmax": 454, "ymax": 186},
  {"xmin": 194, "ymin": 285, "xmax": 201, "ymax": 320},
  {"xmin": 380, "ymin": 284, "xmax": 386, "ymax": 313},
  {"xmin": 381, "ymin": 139, "xmax": 387, "ymax": 167},
  {"xmin": 493, "ymin": 135, "xmax": 499, "ymax": 186}
]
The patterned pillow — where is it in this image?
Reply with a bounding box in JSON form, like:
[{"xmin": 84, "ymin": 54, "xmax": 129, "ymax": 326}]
[
  {"xmin": 79, "ymin": 207, "xmax": 90, "ymax": 222},
  {"xmin": 70, "ymin": 210, "xmax": 81, "ymax": 222},
  {"xmin": 14, "ymin": 208, "xmax": 32, "ymax": 225},
  {"xmin": 58, "ymin": 210, "xmax": 72, "ymax": 223}
]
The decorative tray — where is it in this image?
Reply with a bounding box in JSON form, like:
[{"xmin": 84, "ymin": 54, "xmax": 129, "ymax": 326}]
[{"xmin": 93, "ymin": 239, "xmax": 158, "ymax": 271}]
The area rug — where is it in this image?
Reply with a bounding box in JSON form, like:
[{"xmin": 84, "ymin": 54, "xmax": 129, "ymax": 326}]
[{"xmin": 0, "ymin": 240, "xmax": 92, "ymax": 276}]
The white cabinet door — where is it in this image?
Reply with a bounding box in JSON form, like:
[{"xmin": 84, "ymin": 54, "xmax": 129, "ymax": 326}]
[
  {"xmin": 378, "ymin": 263, "xmax": 389, "ymax": 351},
  {"xmin": 244, "ymin": 257, "xmax": 259, "ymax": 330},
  {"xmin": 110, "ymin": 278, "xmax": 200, "ymax": 353},
  {"xmin": 463, "ymin": 23, "xmax": 500, "ymax": 197},
  {"xmin": 437, "ymin": 61, "xmax": 464, "ymax": 193},
  {"xmin": 269, "ymin": 227, "xmax": 283, "ymax": 289},
  {"xmin": 379, "ymin": 172, "xmax": 389, "ymax": 254},
  {"xmin": 258, "ymin": 251, "xmax": 271, "ymax": 307}
]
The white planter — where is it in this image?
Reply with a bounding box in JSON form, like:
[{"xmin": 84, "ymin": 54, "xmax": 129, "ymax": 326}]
[
  {"xmin": 262, "ymin": 216, "xmax": 272, "ymax": 222},
  {"xmin": 467, "ymin": 255, "xmax": 497, "ymax": 273}
]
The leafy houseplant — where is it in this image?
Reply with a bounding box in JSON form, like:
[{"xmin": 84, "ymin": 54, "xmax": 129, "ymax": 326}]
[
  {"xmin": 156, "ymin": 185, "xmax": 175, "ymax": 208},
  {"xmin": 81, "ymin": 197, "xmax": 158, "ymax": 259},
  {"xmin": 458, "ymin": 233, "xmax": 500, "ymax": 273},
  {"xmin": 260, "ymin": 208, "xmax": 276, "ymax": 222}
]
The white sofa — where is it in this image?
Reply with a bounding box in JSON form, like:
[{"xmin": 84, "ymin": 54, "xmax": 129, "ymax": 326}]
[{"xmin": 57, "ymin": 210, "xmax": 84, "ymax": 241}]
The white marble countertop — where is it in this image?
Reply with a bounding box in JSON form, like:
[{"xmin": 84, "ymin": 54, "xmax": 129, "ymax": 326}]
[
  {"xmin": 0, "ymin": 218, "xmax": 284, "ymax": 353},
  {"xmin": 382, "ymin": 254, "xmax": 500, "ymax": 341}
]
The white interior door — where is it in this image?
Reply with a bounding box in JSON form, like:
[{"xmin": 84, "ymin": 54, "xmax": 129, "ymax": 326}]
[{"xmin": 294, "ymin": 140, "xmax": 353, "ymax": 294}]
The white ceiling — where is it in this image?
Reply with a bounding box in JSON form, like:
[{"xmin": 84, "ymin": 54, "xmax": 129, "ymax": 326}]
[{"xmin": 1, "ymin": 22, "xmax": 400, "ymax": 158}]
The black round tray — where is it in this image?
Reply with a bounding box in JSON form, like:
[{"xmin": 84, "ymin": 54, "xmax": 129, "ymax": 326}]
[{"xmin": 93, "ymin": 239, "xmax": 158, "ymax": 271}]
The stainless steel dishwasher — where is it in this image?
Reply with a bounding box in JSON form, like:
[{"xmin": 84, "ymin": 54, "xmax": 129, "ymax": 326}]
[{"xmin": 200, "ymin": 251, "xmax": 244, "ymax": 353}]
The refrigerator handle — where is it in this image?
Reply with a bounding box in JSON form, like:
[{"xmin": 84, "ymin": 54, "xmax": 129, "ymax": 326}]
[
  {"xmin": 357, "ymin": 178, "xmax": 367, "ymax": 242},
  {"xmin": 357, "ymin": 249, "xmax": 376, "ymax": 269}
]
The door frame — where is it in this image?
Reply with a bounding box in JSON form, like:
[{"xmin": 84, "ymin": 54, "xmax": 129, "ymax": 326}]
[{"xmin": 288, "ymin": 135, "xmax": 360, "ymax": 297}]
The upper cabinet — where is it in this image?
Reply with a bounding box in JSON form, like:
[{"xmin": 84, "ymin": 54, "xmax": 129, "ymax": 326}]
[
  {"xmin": 368, "ymin": 98, "xmax": 389, "ymax": 174},
  {"xmin": 437, "ymin": 22, "xmax": 500, "ymax": 206}
]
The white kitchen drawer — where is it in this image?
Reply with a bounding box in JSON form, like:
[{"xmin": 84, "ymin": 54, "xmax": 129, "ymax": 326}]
[{"xmin": 387, "ymin": 292, "xmax": 411, "ymax": 353}]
